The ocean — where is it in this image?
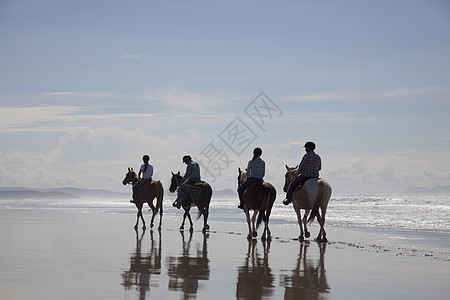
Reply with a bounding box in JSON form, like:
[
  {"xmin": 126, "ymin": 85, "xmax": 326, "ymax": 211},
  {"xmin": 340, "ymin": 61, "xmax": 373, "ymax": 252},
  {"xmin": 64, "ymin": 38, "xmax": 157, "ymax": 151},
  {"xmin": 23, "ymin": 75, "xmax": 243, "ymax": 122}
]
[{"xmin": 2, "ymin": 192, "xmax": 448, "ymax": 234}]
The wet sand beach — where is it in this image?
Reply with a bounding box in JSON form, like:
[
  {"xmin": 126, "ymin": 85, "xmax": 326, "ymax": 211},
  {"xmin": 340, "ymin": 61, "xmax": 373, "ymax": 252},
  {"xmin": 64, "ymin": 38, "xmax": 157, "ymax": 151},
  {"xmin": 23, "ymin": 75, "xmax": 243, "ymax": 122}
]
[{"xmin": 0, "ymin": 206, "xmax": 449, "ymax": 300}]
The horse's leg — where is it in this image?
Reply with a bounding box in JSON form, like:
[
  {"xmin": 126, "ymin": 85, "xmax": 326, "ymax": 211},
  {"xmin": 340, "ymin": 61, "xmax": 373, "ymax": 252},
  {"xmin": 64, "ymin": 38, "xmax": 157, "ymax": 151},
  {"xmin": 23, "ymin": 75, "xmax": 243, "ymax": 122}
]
[
  {"xmin": 294, "ymin": 206, "xmax": 304, "ymax": 241},
  {"xmin": 261, "ymin": 218, "xmax": 267, "ymax": 242},
  {"xmin": 262, "ymin": 216, "xmax": 271, "ymax": 242},
  {"xmin": 135, "ymin": 203, "xmax": 146, "ymax": 230},
  {"xmin": 158, "ymin": 195, "xmax": 163, "ymax": 231},
  {"xmin": 140, "ymin": 207, "xmax": 146, "ymax": 230},
  {"xmin": 303, "ymin": 209, "xmax": 311, "ymax": 239},
  {"xmin": 316, "ymin": 211, "xmax": 327, "ymax": 242},
  {"xmin": 180, "ymin": 209, "xmax": 187, "ymax": 230},
  {"xmin": 186, "ymin": 209, "xmax": 194, "ymax": 233},
  {"xmin": 245, "ymin": 209, "xmax": 252, "ymax": 240},
  {"xmin": 134, "ymin": 208, "xmax": 140, "ymax": 230},
  {"xmin": 251, "ymin": 210, "xmax": 258, "ymax": 238},
  {"xmin": 315, "ymin": 212, "xmax": 325, "ymax": 242},
  {"xmin": 201, "ymin": 208, "xmax": 209, "ymax": 233},
  {"xmin": 149, "ymin": 203, "xmax": 156, "ymax": 229}
]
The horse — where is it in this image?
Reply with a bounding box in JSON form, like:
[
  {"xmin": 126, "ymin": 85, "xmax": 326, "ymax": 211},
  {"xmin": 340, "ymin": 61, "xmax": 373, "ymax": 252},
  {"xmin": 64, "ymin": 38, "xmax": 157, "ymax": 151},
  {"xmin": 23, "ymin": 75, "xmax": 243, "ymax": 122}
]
[
  {"xmin": 169, "ymin": 171, "xmax": 212, "ymax": 233},
  {"xmin": 237, "ymin": 168, "xmax": 276, "ymax": 241},
  {"xmin": 283, "ymin": 165, "xmax": 332, "ymax": 242},
  {"xmin": 122, "ymin": 167, "xmax": 164, "ymax": 231}
]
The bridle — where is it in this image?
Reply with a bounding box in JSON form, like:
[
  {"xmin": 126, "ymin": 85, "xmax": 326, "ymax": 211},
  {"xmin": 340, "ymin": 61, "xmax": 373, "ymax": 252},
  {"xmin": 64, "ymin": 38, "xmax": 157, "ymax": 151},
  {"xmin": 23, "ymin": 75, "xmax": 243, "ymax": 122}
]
[{"xmin": 124, "ymin": 171, "xmax": 139, "ymax": 186}]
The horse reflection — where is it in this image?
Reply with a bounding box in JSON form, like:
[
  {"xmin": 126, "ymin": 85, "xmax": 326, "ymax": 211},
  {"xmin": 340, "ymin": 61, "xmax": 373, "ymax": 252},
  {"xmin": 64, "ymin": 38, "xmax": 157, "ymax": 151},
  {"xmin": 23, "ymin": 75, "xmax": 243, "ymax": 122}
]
[
  {"xmin": 121, "ymin": 229, "xmax": 162, "ymax": 300},
  {"xmin": 166, "ymin": 231, "xmax": 210, "ymax": 299},
  {"xmin": 280, "ymin": 242, "xmax": 330, "ymax": 299},
  {"xmin": 236, "ymin": 240, "xmax": 275, "ymax": 299}
]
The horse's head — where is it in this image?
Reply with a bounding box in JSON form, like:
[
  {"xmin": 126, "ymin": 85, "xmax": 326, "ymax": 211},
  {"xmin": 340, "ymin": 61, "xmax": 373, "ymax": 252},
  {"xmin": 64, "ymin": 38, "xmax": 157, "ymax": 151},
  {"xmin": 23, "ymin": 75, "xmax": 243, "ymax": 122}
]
[
  {"xmin": 169, "ymin": 171, "xmax": 182, "ymax": 193},
  {"xmin": 237, "ymin": 167, "xmax": 249, "ymax": 187},
  {"xmin": 283, "ymin": 165, "xmax": 298, "ymax": 192},
  {"xmin": 122, "ymin": 167, "xmax": 139, "ymax": 186}
]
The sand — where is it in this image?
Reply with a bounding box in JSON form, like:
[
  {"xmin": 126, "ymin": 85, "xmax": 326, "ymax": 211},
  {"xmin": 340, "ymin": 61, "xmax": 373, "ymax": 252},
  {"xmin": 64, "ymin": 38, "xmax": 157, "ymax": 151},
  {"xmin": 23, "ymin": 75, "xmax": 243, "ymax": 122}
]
[{"xmin": 0, "ymin": 206, "xmax": 448, "ymax": 300}]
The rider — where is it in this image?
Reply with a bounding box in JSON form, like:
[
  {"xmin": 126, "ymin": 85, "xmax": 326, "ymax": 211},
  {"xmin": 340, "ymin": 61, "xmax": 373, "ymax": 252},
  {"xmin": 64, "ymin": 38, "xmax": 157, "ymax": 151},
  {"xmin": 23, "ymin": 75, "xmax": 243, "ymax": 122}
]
[
  {"xmin": 237, "ymin": 147, "xmax": 265, "ymax": 209},
  {"xmin": 173, "ymin": 155, "xmax": 201, "ymax": 209},
  {"xmin": 283, "ymin": 142, "xmax": 321, "ymax": 205},
  {"xmin": 130, "ymin": 155, "xmax": 154, "ymax": 204}
]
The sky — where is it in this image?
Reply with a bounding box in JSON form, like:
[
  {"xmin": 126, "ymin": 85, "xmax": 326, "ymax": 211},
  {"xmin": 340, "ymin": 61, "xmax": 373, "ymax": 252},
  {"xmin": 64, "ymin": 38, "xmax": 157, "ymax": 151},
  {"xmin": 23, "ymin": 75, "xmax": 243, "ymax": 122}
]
[{"xmin": 1, "ymin": 0, "xmax": 449, "ymax": 195}]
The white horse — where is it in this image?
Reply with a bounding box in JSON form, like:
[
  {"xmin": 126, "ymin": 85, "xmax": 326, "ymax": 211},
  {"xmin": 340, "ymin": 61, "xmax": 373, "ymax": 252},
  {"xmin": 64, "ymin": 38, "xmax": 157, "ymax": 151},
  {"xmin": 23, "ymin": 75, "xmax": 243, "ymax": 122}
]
[{"xmin": 283, "ymin": 165, "xmax": 332, "ymax": 242}]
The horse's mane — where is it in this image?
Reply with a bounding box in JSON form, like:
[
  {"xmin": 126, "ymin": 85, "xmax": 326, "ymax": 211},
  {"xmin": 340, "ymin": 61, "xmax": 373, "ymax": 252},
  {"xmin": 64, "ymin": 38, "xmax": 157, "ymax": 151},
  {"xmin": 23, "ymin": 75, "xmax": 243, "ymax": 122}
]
[{"xmin": 239, "ymin": 169, "xmax": 249, "ymax": 184}]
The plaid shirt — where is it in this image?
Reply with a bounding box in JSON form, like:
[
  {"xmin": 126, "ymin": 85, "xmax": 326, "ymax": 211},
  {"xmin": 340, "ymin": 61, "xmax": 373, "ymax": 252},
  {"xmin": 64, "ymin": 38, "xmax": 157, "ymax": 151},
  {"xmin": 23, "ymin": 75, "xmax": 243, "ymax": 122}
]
[
  {"xmin": 296, "ymin": 151, "xmax": 321, "ymax": 177},
  {"xmin": 184, "ymin": 161, "xmax": 201, "ymax": 181}
]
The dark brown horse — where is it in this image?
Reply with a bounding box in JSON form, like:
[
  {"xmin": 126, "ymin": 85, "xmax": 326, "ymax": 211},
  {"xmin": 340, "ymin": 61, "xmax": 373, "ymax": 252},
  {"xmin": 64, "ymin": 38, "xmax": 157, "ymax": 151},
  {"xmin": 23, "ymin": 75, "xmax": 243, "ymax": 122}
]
[
  {"xmin": 283, "ymin": 165, "xmax": 332, "ymax": 242},
  {"xmin": 238, "ymin": 168, "xmax": 276, "ymax": 241},
  {"xmin": 169, "ymin": 172, "xmax": 212, "ymax": 233},
  {"xmin": 122, "ymin": 168, "xmax": 163, "ymax": 230}
]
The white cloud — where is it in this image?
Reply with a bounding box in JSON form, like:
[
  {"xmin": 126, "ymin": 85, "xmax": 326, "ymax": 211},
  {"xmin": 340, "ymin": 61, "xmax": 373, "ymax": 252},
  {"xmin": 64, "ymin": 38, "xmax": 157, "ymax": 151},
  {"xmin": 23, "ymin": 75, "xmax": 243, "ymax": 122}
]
[
  {"xmin": 119, "ymin": 53, "xmax": 149, "ymax": 60},
  {"xmin": 0, "ymin": 106, "xmax": 81, "ymax": 132},
  {"xmin": 286, "ymin": 86, "xmax": 449, "ymax": 103},
  {"xmin": 46, "ymin": 92, "xmax": 77, "ymax": 96}
]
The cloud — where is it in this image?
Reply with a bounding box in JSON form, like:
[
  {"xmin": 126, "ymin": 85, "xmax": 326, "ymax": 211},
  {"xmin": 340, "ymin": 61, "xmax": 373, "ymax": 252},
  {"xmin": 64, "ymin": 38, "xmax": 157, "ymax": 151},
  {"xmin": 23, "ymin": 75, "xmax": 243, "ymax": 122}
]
[
  {"xmin": 147, "ymin": 88, "xmax": 230, "ymax": 114},
  {"xmin": 376, "ymin": 86, "xmax": 448, "ymax": 99},
  {"xmin": 286, "ymin": 86, "xmax": 448, "ymax": 103},
  {"xmin": 0, "ymin": 106, "xmax": 81, "ymax": 132},
  {"xmin": 119, "ymin": 53, "xmax": 149, "ymax": 60},
  {"xmin": 46, "ymin": 92, "xmax": 77, "ymax": 96}
]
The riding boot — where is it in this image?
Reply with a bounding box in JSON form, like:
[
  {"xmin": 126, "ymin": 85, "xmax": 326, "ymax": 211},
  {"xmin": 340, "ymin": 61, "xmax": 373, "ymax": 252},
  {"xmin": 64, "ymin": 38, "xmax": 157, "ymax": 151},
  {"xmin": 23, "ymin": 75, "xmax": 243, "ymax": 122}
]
[
  {"xmin": 130, "ymin": 194, "xmax": 138, "ymax": 204},
  {"xmin": 172, "ymin": 198, "xmax": 182, "ymax": 209},
  {"xmin": 237, "ymin": 193, "xmax": 245, "ymax": 209},
  {"xmin": 237, "ymin": 200, "xmax": 244, "ymax": 209},
  {"xmin": 130, "ymin": 190, "xmax": 137, "ymax": 203}
]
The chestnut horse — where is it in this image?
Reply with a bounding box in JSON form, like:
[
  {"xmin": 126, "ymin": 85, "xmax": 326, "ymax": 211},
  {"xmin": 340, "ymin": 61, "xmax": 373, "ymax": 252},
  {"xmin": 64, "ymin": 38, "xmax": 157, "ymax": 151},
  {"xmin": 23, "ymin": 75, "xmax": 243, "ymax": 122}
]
[
  {"xmin": 238, "ymin": 168, "xmax": 276, "ymax": 241},
  {"xmin": 283, "ymin": 165, "xmax": 332, "ymax": 242},
  {"xmin": 122, "ymin": 168, "xmax": 163, "ymax": 230},
  {"xmin": 169, "ymin": 172, "xmax": 212, "ymax": 233}
]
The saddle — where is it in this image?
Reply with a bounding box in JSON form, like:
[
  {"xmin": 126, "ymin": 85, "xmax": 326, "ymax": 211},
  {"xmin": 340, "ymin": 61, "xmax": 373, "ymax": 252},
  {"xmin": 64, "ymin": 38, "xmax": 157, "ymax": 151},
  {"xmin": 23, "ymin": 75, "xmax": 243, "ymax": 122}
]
[
  {"xmin": 243, "ymin": 180, "xmax": 265, "ymax": 197},
  {"xmin": 184, "ymin": 181, "xmax": 206, "ymax": 206},
  {"xmin": 295, "ymin": 177, "xmax": 320, "ymax": 191}
]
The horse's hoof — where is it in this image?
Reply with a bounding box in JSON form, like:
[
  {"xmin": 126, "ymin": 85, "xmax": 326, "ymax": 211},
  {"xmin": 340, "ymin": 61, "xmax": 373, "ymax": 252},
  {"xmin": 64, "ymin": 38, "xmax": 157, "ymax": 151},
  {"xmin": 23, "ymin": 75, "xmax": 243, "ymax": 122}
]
[
  {"xmin": 267, "ymin": 236, "xmax": 272, "ymax": 242},
  {"xmin": 134, "ymin": 225, "xmax": 138, "ymax": 230},
  {"xmin": 142, "ymin": 225, "xmax": 146, "ymax": 230},
  {"xmin": 247, "ymin": 235, "xmax": 252, "ymax": 241},
  {"xmin": 205, "ymin": 224, "xmax": 210, "ymax": 230},
  {"xmin": 261, "ymin": 236, "xmax": 266, "ymax": 242},
  {"xmin": 179, "ymin": 226, "xmax": 184, "ymax": 230},
  {"xmin": 305, "ymin": 232, "xmax": 311, "ymax": 238},
  {"xmin": 189, "ymin": 228, "xmax": 194, "ymax": 233},
  {"xmin": 158, "ymin": 226, "xmax": 162, "ymax": 231},
  {"xmin": 202, "ymin": 228, "xmax": 207, "ymax": 234},
  {"xmin": 150, "ymin": 223, "xmax": 154, "ymax": 228},
  {"xmin": 252, "ymin": 231, "xmax": 258, "ymax": 238},
  {"xmin": 299, "ymin": 236, "xmax": 305, "ymax": 242}
]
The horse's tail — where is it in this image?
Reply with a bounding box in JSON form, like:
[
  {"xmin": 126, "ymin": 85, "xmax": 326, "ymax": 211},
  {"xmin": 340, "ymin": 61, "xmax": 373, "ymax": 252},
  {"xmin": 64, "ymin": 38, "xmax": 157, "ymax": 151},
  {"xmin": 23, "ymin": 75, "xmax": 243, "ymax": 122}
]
[
  {"xmin": 157, "ymin": 181, "xmax": 164, "ymax": 214},
  {"xmin": 307, "ymin": 180, "xmax": 325, "ymax": 224},
  {"xmin": 196, "ymin": 183, "xmax": 212, "ymax": 221},
  {"xmin": 256, "ymin": 184, "xmax": 276, "ymax": 228}
]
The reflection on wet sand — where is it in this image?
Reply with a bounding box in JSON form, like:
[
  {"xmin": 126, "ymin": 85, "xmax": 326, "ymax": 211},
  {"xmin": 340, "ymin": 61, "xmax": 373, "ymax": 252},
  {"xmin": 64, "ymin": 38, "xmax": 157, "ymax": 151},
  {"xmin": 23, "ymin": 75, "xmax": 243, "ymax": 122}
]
[
  {"xmin": 166, "ymin": 231, "xmax": 210, "ymax": 299},
  {"xmin": 280, "ymin": 242, "xmax": 330, "ymax": 299},
  {"xmin": 121, "ymin": 229, "xmax": 162, "ymax": 300},
  {"xmin": 236, "ymin": 240, "xmax": 275, "ymax": 299}
]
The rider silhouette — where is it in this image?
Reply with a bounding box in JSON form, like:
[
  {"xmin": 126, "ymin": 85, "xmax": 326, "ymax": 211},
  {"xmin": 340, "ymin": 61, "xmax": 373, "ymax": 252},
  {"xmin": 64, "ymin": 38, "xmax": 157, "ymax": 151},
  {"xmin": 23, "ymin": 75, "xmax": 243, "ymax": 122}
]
[
  {"xmin": 173, "ymin": 155, "xmax": 201, "ymax": 209},
  {"xmin": 283, "ymin": 142, "xmax": 321, "ymax": 205},
  {"xmin": 237, "ymin": 147, "xmax": 265, "ymax": 209},
  {"xmin": 130, "ymin": 155, "xmax": 153, "ymax": 204}
]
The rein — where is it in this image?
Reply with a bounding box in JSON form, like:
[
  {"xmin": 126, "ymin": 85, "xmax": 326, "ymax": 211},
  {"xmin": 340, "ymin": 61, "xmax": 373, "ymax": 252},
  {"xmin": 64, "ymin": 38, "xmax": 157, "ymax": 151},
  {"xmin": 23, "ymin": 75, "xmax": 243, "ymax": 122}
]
[{"xmin": 175, "ymin": 174, "xmax": 183, "ymax": 187}]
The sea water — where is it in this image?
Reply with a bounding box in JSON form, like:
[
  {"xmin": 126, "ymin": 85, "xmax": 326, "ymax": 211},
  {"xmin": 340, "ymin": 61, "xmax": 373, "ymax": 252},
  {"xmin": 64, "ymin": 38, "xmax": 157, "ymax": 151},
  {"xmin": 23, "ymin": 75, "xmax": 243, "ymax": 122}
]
[{"xmin": 2, "ymin": 193, "xmax": 449, "ymax": 234}]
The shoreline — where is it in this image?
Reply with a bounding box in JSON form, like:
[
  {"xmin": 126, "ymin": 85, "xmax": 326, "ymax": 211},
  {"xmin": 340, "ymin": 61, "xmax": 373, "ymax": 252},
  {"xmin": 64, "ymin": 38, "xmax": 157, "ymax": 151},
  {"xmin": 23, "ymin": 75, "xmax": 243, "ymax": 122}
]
[{"xmin": 0, "ymin": 207, "xmax": 449, "ymax": 299}]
